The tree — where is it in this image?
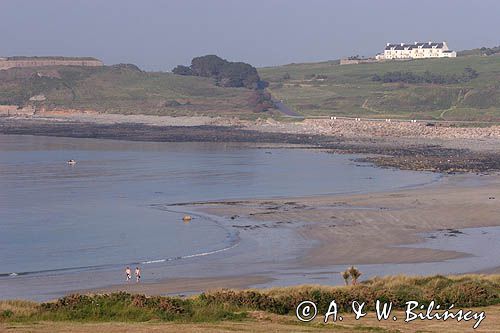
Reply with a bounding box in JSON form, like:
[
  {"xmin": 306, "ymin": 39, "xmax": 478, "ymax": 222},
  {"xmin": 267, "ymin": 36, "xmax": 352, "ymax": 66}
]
[
  {"xmin": 172, "ymin": 55, "xmax": 266, "ymax": 90},
  {"xmin": 217, "ymin": 62, "xmax": 260, "ymax": 89},
  {"xmin": 348, "ymin": 266, "xmax": 362, "ymax": 285},
  {"xmin": 341, "ymin": 270, "xmax": 351, "ymax": 286},
  {"xmin": 172, "ymin": 65, "xmax": 193, "ymax": 76},
  {"xmin": 190, "ymin": 55, "xmax": 227, "ymax": 77}
]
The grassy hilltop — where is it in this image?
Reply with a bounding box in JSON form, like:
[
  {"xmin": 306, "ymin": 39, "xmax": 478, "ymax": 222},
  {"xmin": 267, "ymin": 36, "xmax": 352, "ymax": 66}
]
[
  {"xmin": 1, "ymin": 54, "xmax": 499, "ymax": 121},
  {"xmin": 259, "ymin": 55, "xmax": 500, "ymax": 121},
  {"xmin": 0, "ymin": 64, "xmax": 268, "ymax": 118}
]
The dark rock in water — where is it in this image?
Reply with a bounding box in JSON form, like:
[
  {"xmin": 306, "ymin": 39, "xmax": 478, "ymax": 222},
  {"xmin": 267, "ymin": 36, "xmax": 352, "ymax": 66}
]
[{"xmin": 446, "ymin": 229, "xmax": 464, "ymax": 234}]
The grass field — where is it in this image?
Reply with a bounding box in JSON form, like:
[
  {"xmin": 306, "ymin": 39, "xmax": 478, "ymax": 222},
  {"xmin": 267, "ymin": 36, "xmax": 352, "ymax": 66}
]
[
  {"xmin": 1, "ymin": 56, "xmax": 499, "ymax": 121},
  {"xmin": 1, "ymin": 275, "xmax": 499, "ymax": 332},
  {"xmin": 0, "ymin": 65, "xmax": 270, "ymax": 118},
  {"xmin": 258, "ymin": 55, "xmax": 500, "ymax": 121},
  {"xmin": 3, "ymin": 306, "xmax": 500, "ymax": 333}
]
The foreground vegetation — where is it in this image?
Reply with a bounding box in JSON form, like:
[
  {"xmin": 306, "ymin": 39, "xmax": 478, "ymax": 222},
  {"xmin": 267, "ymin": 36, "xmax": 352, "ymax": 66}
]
[
  {"xmin": 1, "ymin": 275, "xmax": 499, "ymax": 324},
  {"xmin": 259, "ymin": 55, "xmax": 500, "ymax": 121}
]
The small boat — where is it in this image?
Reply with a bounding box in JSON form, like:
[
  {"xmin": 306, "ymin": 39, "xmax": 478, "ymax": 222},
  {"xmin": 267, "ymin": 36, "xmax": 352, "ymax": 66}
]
[
  {"xmin": 67, "ymin": 159, "xmax": 77, "ymax": 165},
  {"xmin": 182, "ymin": 215, "xmax": 192, "ymax": 222}
]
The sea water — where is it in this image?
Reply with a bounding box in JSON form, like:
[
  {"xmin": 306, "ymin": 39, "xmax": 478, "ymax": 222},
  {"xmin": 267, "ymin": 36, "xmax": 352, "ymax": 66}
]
[{"xmin": 0, "ymin": 134, "xmax": 437, "ymax": 299}]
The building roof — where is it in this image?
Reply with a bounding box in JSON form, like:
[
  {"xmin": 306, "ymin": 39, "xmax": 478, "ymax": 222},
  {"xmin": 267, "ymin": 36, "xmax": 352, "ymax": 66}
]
[
  {"xmin": 422, "ymin": 42, "xmax": 444, "ymax": 49},
  {"xmin": 386, "ymin": 42, "xmax": 446, "ymax": 50},
  {"xmin": 387, "ymin": 44, "xmax": 415, "ymax": 50}
]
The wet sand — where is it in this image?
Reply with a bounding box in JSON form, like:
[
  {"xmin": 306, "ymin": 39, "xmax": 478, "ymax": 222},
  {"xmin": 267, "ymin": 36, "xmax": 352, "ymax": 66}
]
[
  {"xmin": 194, "ymin": 173, "xmax": 500, "ymax": 267},
  {"xmin": 81, "ymin": 275, "xmax": 273, "ymax": 297},
  {"xmin": 77, "ymin": 173, "xmax": 500, "ymax": 297}
]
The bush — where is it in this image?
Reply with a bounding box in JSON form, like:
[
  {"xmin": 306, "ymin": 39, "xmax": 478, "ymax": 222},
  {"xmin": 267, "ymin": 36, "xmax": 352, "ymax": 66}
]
[
  {"xmin": 1, "ymin": 309, "xmax": 14, "ymax": 319},
  {"xmin": 248, "ymin": 90, "xmax": 274, "ymax": 112},
  {"xmin": 372, "ymin": 68, "xmax": 479, "ymax": 84},
  {"xmin": 2, "ymin": 275, "xmax": 498, "ymax": 323}
]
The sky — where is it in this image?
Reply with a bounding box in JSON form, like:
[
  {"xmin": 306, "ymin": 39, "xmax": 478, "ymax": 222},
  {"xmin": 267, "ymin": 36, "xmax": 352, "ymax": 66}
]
[{"xmin": 1, "ymin": 0, "xmax": 499, "ymax": 71}]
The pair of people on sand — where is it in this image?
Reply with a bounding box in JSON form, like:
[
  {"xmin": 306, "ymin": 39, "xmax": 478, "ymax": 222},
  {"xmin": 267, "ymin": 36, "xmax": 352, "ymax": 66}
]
[{"xmin": 125, "ymin": 266, "xmax": 141, "ymax": 282}]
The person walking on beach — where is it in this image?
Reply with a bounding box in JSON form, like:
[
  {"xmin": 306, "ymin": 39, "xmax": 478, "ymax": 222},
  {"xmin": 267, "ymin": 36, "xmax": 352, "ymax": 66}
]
[
  {"xmin": 125, "ymin": 266, "xmax": 131, "ymax": 282},
  {"xmin": 135, "ymin": 266, "xmax": 141, "ymax": 283}
]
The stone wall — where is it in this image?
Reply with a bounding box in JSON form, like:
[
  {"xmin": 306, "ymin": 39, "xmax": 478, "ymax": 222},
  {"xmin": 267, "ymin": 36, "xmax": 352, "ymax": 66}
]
[
  {"xmin": 0, "ymin": 105, "xmax": 35, "ymax": 116},
  {"xmin": 340, "ymin": 58, "xmax": 378, "ymax": 65},
  {"xmin": 0, "ymin": 58, "xmax": 103, "ymax": 70}
]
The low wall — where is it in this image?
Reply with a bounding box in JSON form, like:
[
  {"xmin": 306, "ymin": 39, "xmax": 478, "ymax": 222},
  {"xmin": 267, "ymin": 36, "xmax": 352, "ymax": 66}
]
[
  {"xmin": 0, "ymin": 105, "xmax": 35, "ymax": 116},
  {"xmin": 0, "ymin": 59, "xmax": 103, "ymax": 70}
]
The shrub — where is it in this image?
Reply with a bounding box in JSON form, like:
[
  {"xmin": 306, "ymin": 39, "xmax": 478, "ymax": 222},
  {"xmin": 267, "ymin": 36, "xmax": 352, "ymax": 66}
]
[
  {"xmin": 3, "ymin": 275, "xmax": 499, "ymax": 323},
  {"xmin": 372, "ymin": 68, "xmax": 479, "ymax": 84},
  {"xmin": 1, "ymin": 309, "xmax": 14, "ymax": 319}
]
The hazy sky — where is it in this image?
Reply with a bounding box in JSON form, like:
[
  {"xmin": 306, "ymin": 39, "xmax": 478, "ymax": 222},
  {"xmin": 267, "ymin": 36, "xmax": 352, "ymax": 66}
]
[{"xmin": 1, "ymin": 0, "xmax": 499, "ymax": 71}]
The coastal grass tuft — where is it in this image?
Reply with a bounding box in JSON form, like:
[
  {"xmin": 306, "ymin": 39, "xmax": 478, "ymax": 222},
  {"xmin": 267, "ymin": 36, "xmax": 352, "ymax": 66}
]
[{"xmin": 1, "ymin": 275, "xmax": 498, "ymax": 324}]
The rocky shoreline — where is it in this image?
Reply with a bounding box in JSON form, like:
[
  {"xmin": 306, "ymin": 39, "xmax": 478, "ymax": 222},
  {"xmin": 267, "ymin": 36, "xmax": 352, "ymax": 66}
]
[{"xmin": 1, "ymin": 117, "xmax": 500, "ymax": 173}]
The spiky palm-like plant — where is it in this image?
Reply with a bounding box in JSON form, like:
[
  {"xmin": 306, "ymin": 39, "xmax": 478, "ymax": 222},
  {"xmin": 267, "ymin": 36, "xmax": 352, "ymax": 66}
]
[
  {"xmin": 341, "ymin": 270, "xmax": 351, "ymax": 286},
  {"xmin": 348, "ymin": 266, "xmax": 362, "ymax": 285}
]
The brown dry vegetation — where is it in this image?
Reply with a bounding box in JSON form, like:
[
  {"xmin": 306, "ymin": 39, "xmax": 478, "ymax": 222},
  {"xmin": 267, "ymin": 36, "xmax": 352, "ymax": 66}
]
[{"xmin": 1, "ymin": 275, "xmax": 499, "ymax": 332}]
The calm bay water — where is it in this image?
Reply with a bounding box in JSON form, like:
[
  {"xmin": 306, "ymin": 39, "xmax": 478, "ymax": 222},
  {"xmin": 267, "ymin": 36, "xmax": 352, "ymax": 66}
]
[{"xmin": 0, "ymin": 134, "xmax": 437, "ymax": 298}]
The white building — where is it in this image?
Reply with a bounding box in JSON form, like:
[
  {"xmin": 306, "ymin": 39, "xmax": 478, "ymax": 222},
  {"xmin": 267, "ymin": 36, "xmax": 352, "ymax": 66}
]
[{"xmin": 376, "ymin": 41, "xmax": 457, "ymax": 60}]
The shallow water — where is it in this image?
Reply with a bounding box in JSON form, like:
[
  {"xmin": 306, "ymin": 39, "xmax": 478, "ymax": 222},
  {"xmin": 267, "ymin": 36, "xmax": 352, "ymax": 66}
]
[
  {"xmin": 0, "ymin": 134, "xmax": 438, "ymax": 299},
  {"xmin": 254, "ymin": 225, "xmax": 500, "ymax": 291}
]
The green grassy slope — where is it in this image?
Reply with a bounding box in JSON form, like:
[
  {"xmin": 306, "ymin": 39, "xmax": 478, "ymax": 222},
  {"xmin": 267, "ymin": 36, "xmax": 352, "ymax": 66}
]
[
  {"xmin": 0, "ymin": 65, "xmax": 262, "ymax": 117},
  {"xmin": 258, "ymin": 56, "xmax": 500, "ymax": 121}
]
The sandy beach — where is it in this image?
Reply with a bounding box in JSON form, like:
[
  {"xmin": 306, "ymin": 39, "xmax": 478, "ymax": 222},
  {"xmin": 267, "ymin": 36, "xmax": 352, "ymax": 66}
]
[
  {"xmin": 75, "ymin": 173, "xmax": 500, "ymax": 297},
  {"xmin": 80, "ymin": 276, "xmax": 273, "ymax": 297},
  {"xmin": 193, "ymin": 173, "xmax": 500, "ymax": 266}
]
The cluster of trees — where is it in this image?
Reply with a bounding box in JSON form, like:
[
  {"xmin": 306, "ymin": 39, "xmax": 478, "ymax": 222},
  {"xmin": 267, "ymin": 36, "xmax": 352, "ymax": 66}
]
[
  {"xmin": 459, "ymin": 46, "xmax": 500, "ymax": 57},
  {"xmin": 172, "ymin": 55, "xmax": 267, "ymax": 89},
  {"xmin": 479, "ymin": 46, "xmax": 500, "ymax": 56},
  {"xmin": 372, "ymin": 67, "xmax": 479, "ymax": 84}
]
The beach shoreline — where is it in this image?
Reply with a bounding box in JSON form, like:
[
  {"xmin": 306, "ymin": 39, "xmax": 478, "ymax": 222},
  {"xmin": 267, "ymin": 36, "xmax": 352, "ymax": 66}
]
[
  {"xmin": 1, "ymin": 116, "xmax": 500, "ymax": 300},
  {"xmin": 73, "ymin": 172, "xmax": 500, "ymax": 298},
  {"xmin": 2, "ymin": 116, "xmax": 500, "ymax": 173},
  {"xmin": 184, "ymin": 172, "xmax": 500, "ymax": 267}
]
